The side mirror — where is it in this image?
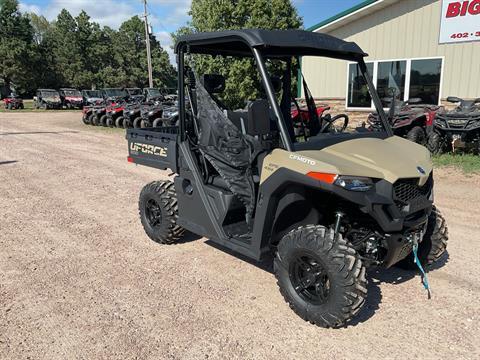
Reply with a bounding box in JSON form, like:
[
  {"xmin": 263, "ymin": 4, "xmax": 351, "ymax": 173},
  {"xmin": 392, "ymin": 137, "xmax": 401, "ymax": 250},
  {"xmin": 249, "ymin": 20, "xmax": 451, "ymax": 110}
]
[
  {"xmin": 447, "ymin": 96, "xmax": 462, "ymax": 103},
  {"xmin": 407, "ymin": 98, "xmax": 422, "ymax": 104}
]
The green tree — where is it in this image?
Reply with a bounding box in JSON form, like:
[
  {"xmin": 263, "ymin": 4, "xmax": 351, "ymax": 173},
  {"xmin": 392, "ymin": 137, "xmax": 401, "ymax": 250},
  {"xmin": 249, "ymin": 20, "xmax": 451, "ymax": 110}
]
[
  {"xmin": 113, "ymin": 16, "xmax": 176, "ymax": 89},
  {"xmin": 176, "ymin": 0, "xmax": 302, "ymax": 108},
  {"xmin": 0, "ymin": 0, "xmax": 36, "ymax": 93}
]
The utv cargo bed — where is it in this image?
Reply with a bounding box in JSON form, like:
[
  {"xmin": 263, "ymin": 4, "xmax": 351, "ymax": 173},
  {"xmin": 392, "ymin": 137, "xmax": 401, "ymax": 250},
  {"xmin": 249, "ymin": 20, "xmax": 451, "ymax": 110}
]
[{"xmin": 126, "ymin": 126, "xmax": 178, "ymax": 172}]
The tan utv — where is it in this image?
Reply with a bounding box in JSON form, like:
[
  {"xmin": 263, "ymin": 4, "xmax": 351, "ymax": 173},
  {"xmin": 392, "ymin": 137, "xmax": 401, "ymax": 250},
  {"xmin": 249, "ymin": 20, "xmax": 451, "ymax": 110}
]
[{"xmin": 126, "ymin": 29, "xmax": 448, "ymax": 328}]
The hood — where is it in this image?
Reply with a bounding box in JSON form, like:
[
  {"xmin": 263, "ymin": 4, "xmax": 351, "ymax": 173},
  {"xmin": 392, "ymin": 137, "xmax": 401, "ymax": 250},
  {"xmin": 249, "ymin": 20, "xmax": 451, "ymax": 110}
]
[
  {"xmin": 44, "ymin": 96, "xmax": 61, "ymax": 103},
  {"xmin": 261, "ymin": 136, "xmax": 432, "ymax": 185},
  {"xmin": 65, "ymin": 96, "xmax": 82, "ymax": 101}
]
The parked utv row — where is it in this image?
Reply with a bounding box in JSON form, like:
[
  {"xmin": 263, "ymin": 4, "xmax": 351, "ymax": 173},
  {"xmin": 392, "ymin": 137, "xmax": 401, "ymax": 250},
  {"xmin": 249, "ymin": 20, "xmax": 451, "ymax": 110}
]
[
  {"xmin": 82, "ymin": 87, "xmax": 178, "ymax": 129},
  {"xmin": 366, "ymin": 95, "xmax": 480, "ymax": 154}
]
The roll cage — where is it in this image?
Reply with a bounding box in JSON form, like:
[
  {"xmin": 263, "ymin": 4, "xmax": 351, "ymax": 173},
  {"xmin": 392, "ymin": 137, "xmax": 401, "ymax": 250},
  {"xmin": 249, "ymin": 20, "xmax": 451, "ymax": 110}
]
[{"xmin": 175, "ymin": 29, "xmax": 393, "ymax": 151}]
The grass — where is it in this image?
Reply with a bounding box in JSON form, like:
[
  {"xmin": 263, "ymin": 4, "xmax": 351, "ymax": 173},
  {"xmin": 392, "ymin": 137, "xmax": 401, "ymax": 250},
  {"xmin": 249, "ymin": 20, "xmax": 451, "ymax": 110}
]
[
  {"xmin": 433, "ymin": 153, "xmax": 480, "ymax": 174},
  {"xmin": 0, "ymin": 99, "xmax": 79, "ymax": 113}
]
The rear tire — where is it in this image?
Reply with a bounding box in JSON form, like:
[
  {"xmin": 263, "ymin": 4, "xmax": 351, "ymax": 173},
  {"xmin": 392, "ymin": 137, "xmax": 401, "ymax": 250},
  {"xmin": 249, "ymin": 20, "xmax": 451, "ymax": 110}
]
[
  {"xmin": 82, "ymin": 114, "xmax": 90, "ymax": 125},
  {"xmin": 106, "ymin": 117, "xmax": 114, "ymax": 127},
  {"xmin": 406, "ymin": 126, "xmax": 426, "ymax": 145},
  {"xmin": 396, "ymin": 205, "xmax": 448, "ymax": 270},
  {"xmin": 139, "ymin": 181, "xmax": 185, "ymax": 244},
  {"xmin": 427, "ymin": 131, "xmax": 443, "ymax": 155},
  {"xmin": 275, "ymin": 225, "xmax": 367, "ymax": 328},
  {"xmin": 19, "ymin": 103, "xmax": 24, "ymax": 109},
  {"xmin": 115, "ymin": 116, "xmax": 124, "ymax": 128}
]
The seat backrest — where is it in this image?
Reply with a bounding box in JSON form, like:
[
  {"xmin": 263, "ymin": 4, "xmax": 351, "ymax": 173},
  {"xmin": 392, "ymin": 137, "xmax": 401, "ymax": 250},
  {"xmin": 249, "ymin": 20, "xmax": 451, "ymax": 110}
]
[{"xmin": 247, "ymin": 100, "xmax": 271, "ymax": 136}]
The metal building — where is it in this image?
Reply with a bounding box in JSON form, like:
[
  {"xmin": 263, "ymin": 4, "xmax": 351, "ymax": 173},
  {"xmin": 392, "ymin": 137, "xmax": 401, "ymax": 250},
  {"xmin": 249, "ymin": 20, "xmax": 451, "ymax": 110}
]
[{"xmin": 301, "ymin": 0, "xmax": 480, "ymax": 111}]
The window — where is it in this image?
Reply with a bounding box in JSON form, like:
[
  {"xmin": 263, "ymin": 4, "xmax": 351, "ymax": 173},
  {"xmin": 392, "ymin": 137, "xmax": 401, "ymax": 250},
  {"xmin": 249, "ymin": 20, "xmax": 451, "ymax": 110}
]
[
  {"xmin": 376, "ymin": 61, "xmax": 406, "ymax": 107},
  {"xmin": 347, "ymin": 62, "xmax": 373, "ymax": 108},
  {"xmin": 409, "ymin": 59, "xmax": 442, "ymax": 105},
  {"xmin": 346, "ymin": 57, "xmax": 443, "ymax": 109}
]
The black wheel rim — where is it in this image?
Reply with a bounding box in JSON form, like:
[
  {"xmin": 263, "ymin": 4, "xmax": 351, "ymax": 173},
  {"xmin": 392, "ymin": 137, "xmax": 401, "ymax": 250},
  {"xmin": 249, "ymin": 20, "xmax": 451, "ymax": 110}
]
[
  {"xmin": 289, "ymin": 252, "xmax": 330, "ymax": 305},
  {"xmin": 145, "ymin": 199, "xmax": 162, "ymax": 228}
]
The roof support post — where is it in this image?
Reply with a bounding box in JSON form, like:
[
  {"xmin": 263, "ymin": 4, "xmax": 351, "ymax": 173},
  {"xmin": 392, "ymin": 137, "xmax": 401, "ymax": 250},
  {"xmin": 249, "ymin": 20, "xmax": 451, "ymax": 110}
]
[
  {"xmin": 177, "ymin": 46, "xmax": 185, "ymax": 142},
  {"xmin": 252, "ymin": 48, "xmax": 293, "ymax": 152},
  {"xmin": 359, "ymin": 59, "xmax": 393, "ymax": 137}
]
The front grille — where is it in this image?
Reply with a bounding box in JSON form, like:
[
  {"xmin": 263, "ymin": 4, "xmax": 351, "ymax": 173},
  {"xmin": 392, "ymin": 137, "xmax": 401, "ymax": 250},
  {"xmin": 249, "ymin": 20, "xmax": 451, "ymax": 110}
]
[{"xmin": 393, "ymin": 175, "xmax": 432, "ymax": 208}]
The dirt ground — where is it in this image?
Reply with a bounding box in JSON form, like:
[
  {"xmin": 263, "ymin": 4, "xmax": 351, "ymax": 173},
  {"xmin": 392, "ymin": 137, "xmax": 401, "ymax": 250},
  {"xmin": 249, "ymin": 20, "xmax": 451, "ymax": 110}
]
[{"xmin": 0, "ymin": 112, "xmax": 479, "ymax": 359}]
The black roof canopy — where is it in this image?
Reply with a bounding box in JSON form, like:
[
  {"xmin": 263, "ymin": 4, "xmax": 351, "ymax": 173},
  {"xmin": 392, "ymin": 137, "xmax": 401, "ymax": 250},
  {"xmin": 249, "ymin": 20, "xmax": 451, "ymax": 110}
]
[{"xmin": 175, "ymin": 29, "xmax": 367, "ymax": 61}]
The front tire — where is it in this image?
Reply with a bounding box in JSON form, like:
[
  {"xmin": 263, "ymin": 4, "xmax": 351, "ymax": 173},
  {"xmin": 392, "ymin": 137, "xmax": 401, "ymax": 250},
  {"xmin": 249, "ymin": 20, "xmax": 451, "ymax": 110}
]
[
  {"xmin": 427, "ymin": 131, "xmax": 443, "ymax": 155},
  {"xmin": 406, "ymin": 126, "xmax": 426, "ymax": 145},
  {"xmin": 133, "ymin": 117, "xmax": 143, "ymax": 128},
  {"xmin": 106, "ymin": 117, "xmax": 114, "ymax": 127},
  {"xmin": 152, "ymin": 118, "xmax": 163, "ymax": 127},
  {"xmin": 123, "ymin": 118, "xmax": 132, "ymax": 129},
  {"xmin": 274, "ymin": 225, "xmax": 367, "ymax": 328},
  {"xmin": 139, "ymin": 181, "xmax": 185, "ymax": 244},
  {"xmin": 141, "ymin": 119, "xmax": 152, "ymax": 128},
  {"xmin": 397, "ymin": 205, "xmax": 448, "ymax": 270},
  {"xmin": 90, "ymin": 114, "xmax": 99, "ymax": 126},
  {"xmin": 115, "ymin": 116, "xmax": 124, "ymax": 128},
  {"xmin": 99, "ymin": 115, "xmax": 108, "ymax": 127}
]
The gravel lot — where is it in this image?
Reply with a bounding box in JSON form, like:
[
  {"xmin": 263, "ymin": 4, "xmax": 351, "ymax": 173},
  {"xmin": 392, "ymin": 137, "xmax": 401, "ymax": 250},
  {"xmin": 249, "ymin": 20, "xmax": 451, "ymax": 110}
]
[{"xmin": 0, "ymin": 112, "xmax": 479, "ymax": 359}]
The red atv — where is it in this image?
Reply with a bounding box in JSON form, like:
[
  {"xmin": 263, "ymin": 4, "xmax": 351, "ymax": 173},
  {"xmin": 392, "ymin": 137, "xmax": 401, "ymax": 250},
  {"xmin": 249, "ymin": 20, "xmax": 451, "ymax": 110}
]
[
  {"xmin": 106, "ymin": 102, "xmax": 125, "ymax": 127},
  {"xmin": 368, "ymin": 97, "xmax": 441, "ymax": 148},
  {"xmin": 3, "ymin": 94, "xmax": 24, "ymax": 110},
  {"xmin": 291, "ymin": 100, "xmax": 349, "ymax": 137}
]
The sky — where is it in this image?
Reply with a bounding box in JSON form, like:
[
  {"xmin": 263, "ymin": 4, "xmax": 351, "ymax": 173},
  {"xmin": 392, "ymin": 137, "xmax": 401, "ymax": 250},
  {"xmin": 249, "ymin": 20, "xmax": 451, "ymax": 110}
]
[{"xmin": 18, "ymin": 0, "xmax": 365, "ymax": 63}]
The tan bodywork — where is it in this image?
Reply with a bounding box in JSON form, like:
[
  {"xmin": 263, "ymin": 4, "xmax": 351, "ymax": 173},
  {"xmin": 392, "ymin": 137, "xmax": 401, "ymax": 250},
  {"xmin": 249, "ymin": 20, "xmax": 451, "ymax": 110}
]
[{"xmin": 260, "ymin": 136, "xmax": 432, "ymax": 185}]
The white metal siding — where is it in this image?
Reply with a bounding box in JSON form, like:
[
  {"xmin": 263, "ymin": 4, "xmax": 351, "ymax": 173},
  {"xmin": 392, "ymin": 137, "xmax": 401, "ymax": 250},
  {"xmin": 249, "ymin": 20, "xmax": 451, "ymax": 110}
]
[{"xmin": 303, "ymin": 0, "xmax": 480, "ymax": 99}]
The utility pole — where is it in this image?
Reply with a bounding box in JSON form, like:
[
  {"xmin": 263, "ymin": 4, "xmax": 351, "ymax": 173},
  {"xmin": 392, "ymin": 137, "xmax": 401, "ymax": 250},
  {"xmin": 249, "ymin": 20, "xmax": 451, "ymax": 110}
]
[{"xmin": 143, "ymin": 0, "xmax": 153, "ymax": 88}]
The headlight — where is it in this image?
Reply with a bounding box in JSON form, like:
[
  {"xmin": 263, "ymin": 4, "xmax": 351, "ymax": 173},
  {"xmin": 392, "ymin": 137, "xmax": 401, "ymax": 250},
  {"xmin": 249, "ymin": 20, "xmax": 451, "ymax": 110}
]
[
  {"xmin": 164, "ymin": 110, "xmax": 176, "ymax": 118},
  {"xmin": 334, "ymin": 176, "xmax": 373, "ymax": 192},
  {"xmin": 148, "ymin": 111, "xmax": 154, "ymax": 116},
  {"xmin": 130, "ymin": 110, "xmax": 135, "ymax": 115}
]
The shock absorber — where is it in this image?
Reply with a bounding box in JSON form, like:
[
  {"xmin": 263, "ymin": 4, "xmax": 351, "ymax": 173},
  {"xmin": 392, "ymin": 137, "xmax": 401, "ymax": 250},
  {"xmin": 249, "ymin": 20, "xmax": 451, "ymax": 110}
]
[{"xmin": 334, "ymin": 211, "xmax": 344, "ymax": 239}]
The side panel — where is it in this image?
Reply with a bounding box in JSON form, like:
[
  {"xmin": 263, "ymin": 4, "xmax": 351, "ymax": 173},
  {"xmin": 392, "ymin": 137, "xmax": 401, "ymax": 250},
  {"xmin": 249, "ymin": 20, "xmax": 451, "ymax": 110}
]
[{"xmin": 126, "ymin": 127, "xmax": 178, "ymax": 172}]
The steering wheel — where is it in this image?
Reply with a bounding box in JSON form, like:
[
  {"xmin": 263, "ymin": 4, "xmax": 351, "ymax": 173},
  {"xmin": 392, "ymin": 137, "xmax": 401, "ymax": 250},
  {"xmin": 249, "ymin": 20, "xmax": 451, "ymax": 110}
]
[{"xmin": 321, "ymin": 114, "xmax": 349, "ymax": 133}]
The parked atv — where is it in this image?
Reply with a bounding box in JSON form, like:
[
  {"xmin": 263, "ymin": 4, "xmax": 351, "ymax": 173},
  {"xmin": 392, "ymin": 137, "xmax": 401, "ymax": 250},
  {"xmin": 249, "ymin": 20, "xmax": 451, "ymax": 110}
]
[
  {"xmin": 431, "ymin": 96, "xmax": 480, "ymax": 154},
  {"xmin": 59, "ymin": 88, "xmax": 83, "ymax": 109},
  {"xmin": 34, "ymin": 89, "xmax": 62, "ymax": 109},
  {"xmin": 90, "ymin": 105, "xmax": 108, "ymax": 126},
  {"xmin": 3, "ymin": 94, "xmax": 24, "ymax": 110},
  {"xmin": 127, "ymin": 30, "xmax": 448, "ymax": 328},
  {"xmin": 291, "ymin": 101, "xmax": 349, "ymax": 138},
  {"xmin": 368, "ymin": 97, "xmax": 441, "ymax": 150},
  {"xmin": 153, "ymin": 104, "xmax": 179, "ymax": 127},
  {"xmin": 134, "ymin": 103, "xmax": 163, "ymax": 128},
  {"xmin": 82, "ymin": 105, "xmax": 104, "ymax": 125},
  {"xmin": 106, "ymin": 102, "xmax": 126, "ymax": 127},
  {"xmin": 82, "ymin": 90, "xmax": 104, "ymax": 106},
  {"xmin": 122, "ymin": 102, "xmax": 144, "ymax": 128}
]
